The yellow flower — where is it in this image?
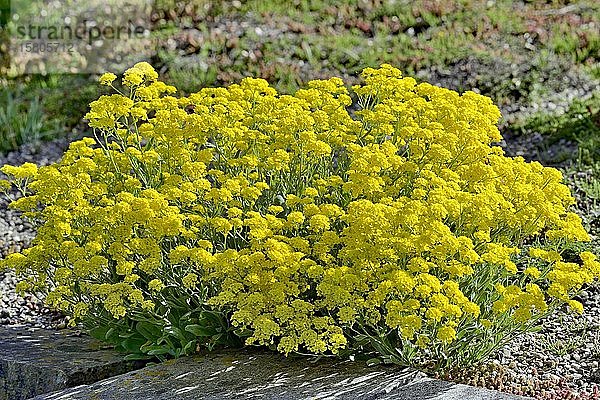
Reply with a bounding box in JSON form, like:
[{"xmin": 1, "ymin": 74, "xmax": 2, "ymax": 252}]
[
  {"xmin": 425, "ymin": 307, "xmax": 444, "ymax": 322},
  {"xmin": 338, "ymin": 306, "xmax": 356, "ymax": 324},
  {"xmin": 1, "ymin": 63, "xmax": 596, "ymax": 367},
  {"xmin": 148, "ymin": 279, "xmax": 164, "ymax": 292},
  {"xmin": 524, "ymin": 267, "xmax": 541, "ymax": 279},
  {"xmin": 287, "ymin": 211, "xmax": 305, "ymax": 225},
  {"xmin": 182, "ymin": 273, "xmax": 198, "ymax": 289},
  {"xmin": 1, "ymin": 163, "xmax": 38, "ymax": 179},
  {"xmin": 303, "ymin": 187, "xmax": 319, "ymax": 197},
  {"xmin": 437, "ymin": 325, "xmax": 457, "ymax": 343},
  {"xmin": 99, "ymin": 72, "xmax": 117, "ymax": 85},
  {"xmin": 123, "ymin": 67, "xmax": 144, "ymax": 87},
  {"xmin": 309, "ymin": 214, "xmax": 329, "ymax": 232},
  {"xmin": 480, "ymin": 319, "xmax": 493, "ymax": 329},
  {"xmin": 567, "ymin": 299, "xmax": 583, "ymax": 314},
  {"xmin": 0, "ymin": 179, "xmax": 11, "ymax": 193}
]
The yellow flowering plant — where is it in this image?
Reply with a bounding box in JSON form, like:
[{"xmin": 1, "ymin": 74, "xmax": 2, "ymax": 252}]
[{"xmin": 1, "ymin": 62, "xmax": 599, "ymax": 370}]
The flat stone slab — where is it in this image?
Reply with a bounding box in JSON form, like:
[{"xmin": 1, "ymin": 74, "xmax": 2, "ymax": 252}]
[
  {"xmin": 0, "ymin": 326, "xmax": 144, "ymax": 400},
  {"xmin": 36, "ymin": 349, "xmax": 530, "ymax": 400}
]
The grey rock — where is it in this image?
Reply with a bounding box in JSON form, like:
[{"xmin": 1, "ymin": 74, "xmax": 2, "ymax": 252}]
[
  {"xmin": 34, "ymin": 349, "xmax": 530, "ymax": 400},
  {"xmin": 0, "ymin": 326, "xmax": 144, "ymax": 400}
]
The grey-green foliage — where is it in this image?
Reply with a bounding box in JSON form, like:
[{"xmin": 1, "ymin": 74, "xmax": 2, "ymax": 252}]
[{"xmin": 0, "ymin": 85, "xmax": 59, "ymax": 153}]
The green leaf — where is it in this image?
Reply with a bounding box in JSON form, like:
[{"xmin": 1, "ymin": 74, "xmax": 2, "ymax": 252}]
[
  {"xmin": 199, "ymin": 310, "xmax": 224, "ymax": 326},
  {"xmin": 233, "ymin": 328, "xmax": 252, "ymax": 338},
  {"xmin": 105, "ymin": 327, "xmax": 116, "ymax": 340},
  {"xmin": 124, "ymin": 353, "xmax": 153, "ymax": 361},
  {"xmin": 182, "ymin": 339, "xmax": 197, "ymax": 355},
  {"xmin": 118, "ymin": 331, "xmax": 137, "ymax": 339},
  {"xmin": 212, "ymin": 333, "xmax": 225, "ymax": 343},
  {"xmin": 88, "ymin": 326, "xmax": 110, "ymax": 341},
  {"xmin": 352, "ymin": 334, "xmax": 371, "ymax": 346},
  {"xmin": 136, "ymin": 321, "xmax": 162, "ymax": 341},
  {"xmin": 165, "ymin": 326, "xmax": 188, "ymax": 342},
  {"xmin": 147, "ymin": 347, "xmax": 172, "ymax": 356},
  {"xmin": 121, "ymin": 337, "xmax": 147, "ymax": 353},
  {"xmin": 366, "ymin": 357, "xmax": 382, "ymax": 366},
  {"xmin": 382, "ymin": 355, "xmax": 396, "ymax": 364},
  {"xmin": 185, "ymin": 324, "xmax": 217, "ymax": 337}
]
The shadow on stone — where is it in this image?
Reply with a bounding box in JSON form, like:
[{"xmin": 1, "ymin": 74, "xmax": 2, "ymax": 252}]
[{"xmin": 34, "ymin": 348, "xmax": 530, "ymax": 400}]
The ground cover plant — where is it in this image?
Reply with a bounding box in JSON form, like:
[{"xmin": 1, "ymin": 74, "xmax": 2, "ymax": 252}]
[
  {"xmin": 1, "ymin": 63, "xmax": 599, "ymax": 372},
  {"xmin": 153, "ymin": 0, "xmax": 599, "ymax": 98},
  {"xmin": 0, "ymin": 75, "xmax": 103, "ymax": 154},
  {"xmin": 0, "ymin": 84, "xmax": 60, "ymax": 153}
]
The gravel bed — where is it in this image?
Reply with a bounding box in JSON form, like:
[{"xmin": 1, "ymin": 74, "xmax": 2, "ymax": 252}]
[
  {"xmin": 442, "ymin": 284, "xmax": 600, "ymax": 399},
  {"xmin": 416, "ymin": 56, "xmax": 600, "ymax": 130},
  {"xmin": 1, "ymin": 124, "xmax": 600, "ymax": 398}
]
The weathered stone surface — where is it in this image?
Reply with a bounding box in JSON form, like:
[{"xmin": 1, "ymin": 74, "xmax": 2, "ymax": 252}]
[
  {"xmin": 36, "ymin": 349, "xmax": 531, "ymax": 399},
  {"xmin": 0, "ymin": 326, "xmax": 144, "ymax": 400}
]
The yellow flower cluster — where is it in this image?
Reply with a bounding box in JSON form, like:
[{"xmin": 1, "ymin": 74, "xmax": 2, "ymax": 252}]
[{"xmin": 1, "ymin": 63, "xmax": 598, "ymax": 366}]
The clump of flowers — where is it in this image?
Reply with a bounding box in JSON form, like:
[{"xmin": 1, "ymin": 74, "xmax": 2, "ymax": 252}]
[{"xmin": 1, "ymin": 63, "xmax": 598, "ymax": 370}]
